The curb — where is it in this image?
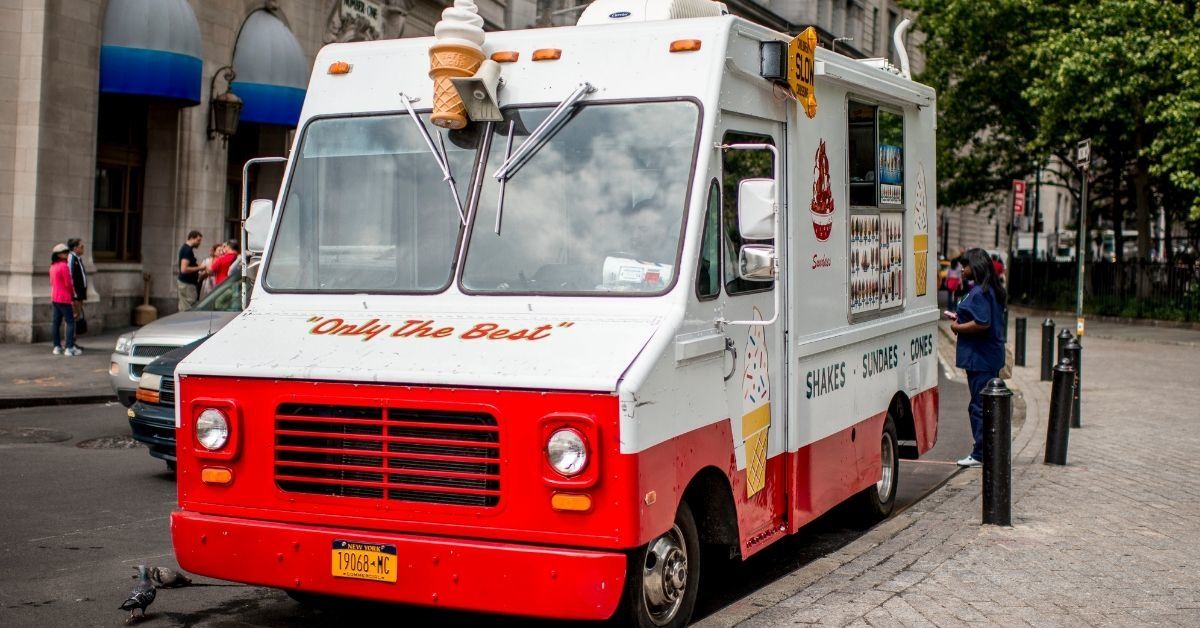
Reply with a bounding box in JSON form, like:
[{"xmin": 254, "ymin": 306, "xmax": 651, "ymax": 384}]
[
  {"xmin": 0, "ymin": 394, "xmax": 118, "ymax": 411},
  {"xmin": 698, "ymin": 353, "xmax": 1032, "ymax": 627}
]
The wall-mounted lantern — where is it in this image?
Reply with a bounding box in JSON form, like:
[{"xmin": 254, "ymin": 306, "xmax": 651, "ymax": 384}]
[{"xmin": 208, "ymin": 65, "xmax": 243, "ymax": 142}]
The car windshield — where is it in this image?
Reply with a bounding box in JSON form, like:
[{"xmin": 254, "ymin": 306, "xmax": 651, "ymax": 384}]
[
  {"xmin": 263, "ymin": 113, "xmax": 479, "ymax": 292},
  {"xmin": 193, "ymin": 269, "xmax": 252, "ymax": 312},
  {"xmin": 461, "ymin": 101, "xmax": 700, "ymax": 295}
]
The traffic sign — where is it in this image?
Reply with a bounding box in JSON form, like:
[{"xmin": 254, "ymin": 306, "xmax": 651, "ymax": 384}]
[
  {"xmin": 1012, "ymin": 180, "xmax": 1026, "ymax": 216},
  {"xmin": 1076, "ymin": 139, "xmax": 1091, "ymax": 169}
]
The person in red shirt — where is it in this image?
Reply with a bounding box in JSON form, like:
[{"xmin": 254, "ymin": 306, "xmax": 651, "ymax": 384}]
[
  {"xmin": 209, "ymin": 240, "xmax": 240, "ymax": 285},
  {"xmin": 49, "ymin": 243, "xmax": 80, "ymax": 356}
]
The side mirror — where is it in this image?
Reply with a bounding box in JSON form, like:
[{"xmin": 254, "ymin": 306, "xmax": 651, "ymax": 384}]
[
  {"xmin": 244, "ymin": 199, "xmax": 274, "ymax": 253},
  {"xmin": 738, "ymin": 244, "xmax": 776, "ymax": 281},
  {"xmin": 738, "ymin": 178, "xmax": 775, "ymax": 240}
]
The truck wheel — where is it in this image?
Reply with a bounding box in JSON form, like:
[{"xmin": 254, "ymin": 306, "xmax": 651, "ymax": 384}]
[
  {"xmin": 620, "ymin": 501, "xmax": 701, "ymax": 628},
  {"xmin": 857, "ymin": 416, "xmax": 899, "ymax": 521}
]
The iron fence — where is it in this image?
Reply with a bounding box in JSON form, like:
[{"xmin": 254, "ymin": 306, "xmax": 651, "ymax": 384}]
[{"xmin": 1008, "ymin": 258, "xmax": 1200, "ymax": 322}]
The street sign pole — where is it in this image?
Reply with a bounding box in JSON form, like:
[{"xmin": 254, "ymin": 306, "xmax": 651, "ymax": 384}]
[{"xmin": 1075, "ymin": 140, "xmax": 1090, "ymax": 337}]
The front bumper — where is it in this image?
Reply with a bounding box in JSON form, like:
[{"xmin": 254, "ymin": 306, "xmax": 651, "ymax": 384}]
[
  {"xmin": 171, "ymin": 511, "xmax": 627, "ymax": 620},
  {"xmin": 129, "ymin": 402, "xmax": 176, "ymax": 462}
]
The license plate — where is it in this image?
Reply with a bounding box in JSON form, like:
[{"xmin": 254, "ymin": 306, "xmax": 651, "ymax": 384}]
[{"xmin": 331, "ymin": 540, "xmax": 397, "ymax": 583}]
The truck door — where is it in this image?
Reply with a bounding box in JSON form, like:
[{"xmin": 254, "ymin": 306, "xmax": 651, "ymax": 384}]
[{"xmin": 718, "ymin": 121, "xmax": 788, "ymax": 546}]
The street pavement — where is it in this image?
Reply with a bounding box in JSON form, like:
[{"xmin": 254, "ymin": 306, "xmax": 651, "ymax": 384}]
[{"xmin": 700, "ymin": 318, "xmax": 1200, "ymax": 627}]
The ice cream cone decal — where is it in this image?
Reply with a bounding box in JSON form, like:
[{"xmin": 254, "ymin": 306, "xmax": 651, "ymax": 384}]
[
  {"xmin": 810, "ymin": 139, "xmax": 834, "ymax": 241},
  {"xmin": 741, "ymin": 308, "xmax": 771, "ymax": 498},
  {"xmin": 429, "ymin": 0, "xmax": 486, "ymax": 130},
  {"xmin": 914, "ymin": 164, "xmax": 929, "ymax": 296}
]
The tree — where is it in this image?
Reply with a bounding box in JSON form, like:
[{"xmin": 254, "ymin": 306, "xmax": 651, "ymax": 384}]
[{"xmin": 910, "ymin": 0, "xmax": 1200, "ymax": 259}]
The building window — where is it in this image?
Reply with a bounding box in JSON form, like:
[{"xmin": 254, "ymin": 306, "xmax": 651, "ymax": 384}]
[{"xmin": 93, "ymin": 95, "xmax": 147, "ymax": 262}]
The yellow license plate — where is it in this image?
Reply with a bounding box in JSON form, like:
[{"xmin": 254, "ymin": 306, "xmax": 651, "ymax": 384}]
[{"xmin": 331, "ymin": 540, "xmax": 397, "ymax": 583}]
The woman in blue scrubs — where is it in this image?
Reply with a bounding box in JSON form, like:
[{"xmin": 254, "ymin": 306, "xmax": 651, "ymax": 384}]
[{"xmin": 946, "ymin": 248, "xmax": 1007, "ymax": 467}]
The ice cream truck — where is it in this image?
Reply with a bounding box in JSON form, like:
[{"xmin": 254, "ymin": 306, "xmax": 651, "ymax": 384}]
[{"xmin": 171, "ymin": 1, "xmax": 939, "ymax": 625}]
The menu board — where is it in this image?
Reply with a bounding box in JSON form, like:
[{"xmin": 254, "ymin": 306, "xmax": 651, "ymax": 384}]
[
  {"xmin": 850, "ymin": 214, "xmax": 880, "ymax": 315},
  {"xmin": 879, "ymin": 212, "xmax": 904, "ymax": 309}
]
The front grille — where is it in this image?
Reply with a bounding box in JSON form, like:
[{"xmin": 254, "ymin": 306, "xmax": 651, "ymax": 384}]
[
  {"xmin": 132, "ymin": 344, "xmax": 177, "ymax": 358},
  {"xmin": 274, "ymin": 403, "xmax": 500, "ymax": 507},
  {"xmin": 159, "ymin": 377, "xmax": 175, "ymax": 405}
]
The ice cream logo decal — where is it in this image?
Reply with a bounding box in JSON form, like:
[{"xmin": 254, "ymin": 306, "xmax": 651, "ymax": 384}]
[
  {"xmin": 306, "ymin": 316, "xmax": 576, "ymax": 342},
  {"xmin": 810, "ymin": 139, "xmax": 835, "ymax": 243},
  {"xmin": 913, "ymin": 163, "xmax": 930, "ymax": 296},
  {"xmin": 741, "ymin": 308, "xmax": 771, "ymax": 498}
]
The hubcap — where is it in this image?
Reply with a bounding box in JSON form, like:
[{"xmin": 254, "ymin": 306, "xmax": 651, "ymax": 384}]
[
  {"xmin": 642, "ymin": 524, "xmax": 688, "ymax": 626},
  {"xmin": 876, "ymin": 431, "xmax": 895, "ymax": 498}
]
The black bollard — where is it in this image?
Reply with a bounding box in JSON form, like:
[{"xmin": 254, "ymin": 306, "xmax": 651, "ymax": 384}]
[
  {"xmin": 1014, "ymin": 317, "xmax": 1027, "ymax": 367},
  {"xmin": 981, "ymin": 378, "xmax": 1012, "ymax": 525},
  {"xmin": 1040, "ymin": 319, "xmax": 1055, "ymax": 381},
  {"xmin": 1045, "ymin": 357, "xmax": 1075, "ymax": 465},
  {"xmin": 1065, "ymin": 337, "xmax": 1082, "ymax": 428},
  {"xmin": 1057, "ymin": 328, "xmax": 1072, "ymax": 365}
]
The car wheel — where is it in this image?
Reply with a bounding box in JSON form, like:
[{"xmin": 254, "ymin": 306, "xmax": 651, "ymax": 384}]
[
  {"xmin": 618, "ymin": 501, "xmax": 701, "ymax": 628},
  {"xmin": 857, "ymin": 415, "xmax": 899, "ymax": 521}
]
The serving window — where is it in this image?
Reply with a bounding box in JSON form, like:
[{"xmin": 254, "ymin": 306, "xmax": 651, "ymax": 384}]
[{"xmin": 848, "ymin": 100, "xmax": 906, "ymax": 319}]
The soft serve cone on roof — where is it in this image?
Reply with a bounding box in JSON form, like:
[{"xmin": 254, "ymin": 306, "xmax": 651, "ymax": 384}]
[{"xmin": 429, "ymin": 0, "xmax": 486, "ymax": 129}]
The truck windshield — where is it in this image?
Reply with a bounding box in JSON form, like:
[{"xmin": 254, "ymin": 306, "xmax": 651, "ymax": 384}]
[
  {"xmin": 461, "ymin": 101, "xmax": 700, "ymax": 295},
  {"xmin": 263, "ymin": 114, "xmax": 478, "ymax": 293}
]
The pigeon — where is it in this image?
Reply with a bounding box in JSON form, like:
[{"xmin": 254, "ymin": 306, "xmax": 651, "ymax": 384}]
[
  {"xmin": 119, "ymin": 565, "xmax": 156, "ymax": 623},
  {"xmin": 150, "ymin": 566, "xmax": 192, "ymax": 589}
]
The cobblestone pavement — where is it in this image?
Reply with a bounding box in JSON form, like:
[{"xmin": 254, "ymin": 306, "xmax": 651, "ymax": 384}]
[{"xmin": 700, "ymin": 326, "xmax": 1200, "ymax": 627}]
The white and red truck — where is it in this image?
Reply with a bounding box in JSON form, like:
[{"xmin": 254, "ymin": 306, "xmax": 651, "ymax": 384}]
[{"xmin": 172, "ymin": 1, "xmax": 939, "ymax": 625}]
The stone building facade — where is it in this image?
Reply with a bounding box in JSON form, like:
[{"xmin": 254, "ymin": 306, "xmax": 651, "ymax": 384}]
[{"xmin": 0, "ymin": 0, "xmax": 922, "ymax": 342}]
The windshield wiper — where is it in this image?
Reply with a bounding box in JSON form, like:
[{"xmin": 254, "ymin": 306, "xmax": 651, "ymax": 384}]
[
  {"xmin": 492, "ymin": 82, "xmax": 596, "ymax": 182},
  {"xmin": 399, "ymin": 93, "xmax": 467, "ymax": 225}
]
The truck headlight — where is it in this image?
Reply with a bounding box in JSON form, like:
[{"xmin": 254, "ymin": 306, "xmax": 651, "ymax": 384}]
[
  {"xmin": 547, "ymin": 428, "xmax": 588, "ymax": 477},
  {"xmin": 114, "ymin": 333, "xmax": 134, "ymax": 355},
  {"xmin": 196, "ymin": 408, "xmax": 230, "ymax": 451}
]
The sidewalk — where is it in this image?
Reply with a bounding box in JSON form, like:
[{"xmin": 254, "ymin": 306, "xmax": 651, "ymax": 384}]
[
  {"xmin": 701, "ymin": 320, "xmax": 1200, "ymax": 626},
  {"xmin": 0, "ymin": 329, "xmax": 127, "ymax": 408}
]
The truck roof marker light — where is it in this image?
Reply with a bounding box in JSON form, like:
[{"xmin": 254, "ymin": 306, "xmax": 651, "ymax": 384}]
[
  {"xmin": 669, "ymin": 39, "xmax": 702, "ymax": 53},
  {"xmin": 532, "ymin": 48, "xmax": 562, "ymax": 61},
  {"xmin": 201, "ymin": 467, "xmax": 233, "ymax": 485},
  {"xmin": 551, "ymin": 492, "xmax": 592, "ymax": 512},
  {"xmin": 491, "ymin": 51, "xmax": 519, "ymax": 63},
  {"xmin": 328, "ymin": 61, "xmax": 352, "ymax": 75}
]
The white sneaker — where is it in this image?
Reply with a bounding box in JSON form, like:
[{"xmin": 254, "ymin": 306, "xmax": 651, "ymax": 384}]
[
  {"xmin": 52, "ymin": 346, "xmax": 63, "ymax": 355},
  {"xmin": 65, "ymin": 347, "xmax": 82, "ymax": 356},
  {"xmin": 956, "ymin": 455, "xmax": 982, "ymax": 468}
]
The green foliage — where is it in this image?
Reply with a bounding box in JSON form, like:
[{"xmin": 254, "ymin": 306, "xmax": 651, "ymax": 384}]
[{"xmin": 908, "ymin": 0, "xmax": 1200, "ymax": 222}]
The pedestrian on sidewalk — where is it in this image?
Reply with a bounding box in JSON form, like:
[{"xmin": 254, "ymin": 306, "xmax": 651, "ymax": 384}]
[
  {"xmin": 177, "ymin": 230, "xmax": 204, "ymax": 311},
  {"xmin": 209, "ymin": 240, "xmax": 238, "ymax": 286},
  {"xmin": 49, "ymin": 243, "xmax": 81, "ymax": 356},
  {"xmin": 67, "ymin": 238, "xmax": 88, "ymax": 336},
  {"xmin": 945, "ymin": 247, "xmax": 1007, "ymax": 467},
  {"xmin": 199, "ymin": 242, "xmax": 223, "ymax": 298}
]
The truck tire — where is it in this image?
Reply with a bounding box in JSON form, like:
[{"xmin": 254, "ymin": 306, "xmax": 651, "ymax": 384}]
[
  {"xmin": 856, "ymin": 415, "xmax": 899, "ymax": 521},
  {"xmin": 618, "ymin": 501, "xmax": 701, "ymax": 628}
]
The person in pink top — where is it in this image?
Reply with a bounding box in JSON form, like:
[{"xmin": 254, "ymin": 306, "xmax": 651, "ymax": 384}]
[{"xmin": 49, "ymin": 243, "xmax": 80, "ymax": 356}]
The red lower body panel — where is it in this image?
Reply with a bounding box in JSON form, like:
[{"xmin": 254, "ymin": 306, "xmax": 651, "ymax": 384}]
[{"xmin": 172, "ymin": 511, "xmax": 627, "ymax": 620}]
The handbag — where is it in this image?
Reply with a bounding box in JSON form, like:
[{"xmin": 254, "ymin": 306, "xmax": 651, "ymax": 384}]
[{"xmin": 74, "ymin": 302, "xmax": 88, "ymax": 336}]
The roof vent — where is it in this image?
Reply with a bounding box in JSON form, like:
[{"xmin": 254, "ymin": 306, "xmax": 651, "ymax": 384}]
[{"xmin": 577, "ymin": 0, "xmax": 726, "ymax": 26}]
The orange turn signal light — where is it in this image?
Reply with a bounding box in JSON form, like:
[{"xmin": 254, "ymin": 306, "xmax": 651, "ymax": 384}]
[
  {"xmin": 201, "ymin": 467, "xmax": 234, "ymax": 485},
  {"xmin": 551, "ymin": 492, "xmax": 592, "ymax": 512},
  {"xmin": 532, "ymin": 48, "xmax": 562, "ymax": 61},
  {"xmin": 491, "ymin": 51, "xmax": 520, "ymax": 63},
  {"xmin": 135, "ymin": 388, "xmax": 160, "ymax": 404},
  {"xmin": 669, "ymin": 39, "xmax": 703, "ymax": 53},
  {"xmin": 328, "ymin": 61, "xmax": 352, "ymax": 75}
]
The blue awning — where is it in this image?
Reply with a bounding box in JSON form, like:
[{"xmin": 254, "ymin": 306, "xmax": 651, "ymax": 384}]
[
  {"xmin": 100, "ymin": 0, "xmax": 203, "ymax": 104},
  {"xmin": 231, "ymin": 10, "xmax": 309, "ymax": 127}
]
